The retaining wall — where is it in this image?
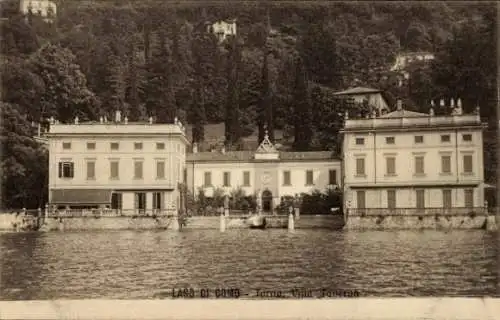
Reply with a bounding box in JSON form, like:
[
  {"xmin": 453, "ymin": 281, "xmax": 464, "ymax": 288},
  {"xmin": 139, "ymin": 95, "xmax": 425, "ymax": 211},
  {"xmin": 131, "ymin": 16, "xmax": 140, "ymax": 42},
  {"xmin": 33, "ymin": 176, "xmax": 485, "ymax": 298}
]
[
  {"xmin": 41, "ymin": 216, "xmax": 174, "ymax": 231},
  {"xmin": 344, "ymin": 215, "xmax": 497, "ymax": 230},
  {"xmin": 0, "ymin": 213, "xmax": 38, "ymax": 231}
]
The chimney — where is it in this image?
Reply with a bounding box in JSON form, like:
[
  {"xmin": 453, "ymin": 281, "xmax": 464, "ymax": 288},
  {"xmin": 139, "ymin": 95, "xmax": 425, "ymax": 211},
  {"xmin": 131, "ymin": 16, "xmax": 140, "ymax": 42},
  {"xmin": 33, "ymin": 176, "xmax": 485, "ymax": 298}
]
[
  {"xmin": 396, "ymin": 99, "xmax": 403, "ymax": 111},
  {"xmin": 74, "ymin": 116, "xmax": 79, "ymax": 124},
  {"xmin": 115, "ymin": 110, "xmax": 121, "ymax": 123},
  {"xmin": 192, "ymin": 143, "xmax": 198, "ymax": 154},
  {"xmin": 148, "ymin": 116, "xmax": 153, "ymax": 124},
  {"xmin": 99, "ymin": 116, "xmax": 103, "ymax": 124},
  {"xmin": 124, "ymin": 116, "xmax": 128, "ymax": 124}
]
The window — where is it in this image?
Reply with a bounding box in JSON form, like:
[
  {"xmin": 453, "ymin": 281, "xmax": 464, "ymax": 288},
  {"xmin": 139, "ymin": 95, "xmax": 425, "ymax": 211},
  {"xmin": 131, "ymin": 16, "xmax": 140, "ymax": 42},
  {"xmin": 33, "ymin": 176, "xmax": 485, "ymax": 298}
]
[
  {"xmin": 62, "ymin": 142, "xmax": 71, "ymax": 150},
  {"xmin": 223, "ymin": 172, "xmax": 231, "ymax": 187},
  {"xmin": 355, "ymin": 138, "xmax": 365, "ymax": 145},
  {"xmin": 386, "ymin": 157, "xmax": 396, "ymax": 175},
  {"xmin": 156, "ymin": 142, "xmax": 165, "ymax": 150},
  {"xmin": 462, "ymin": 134, "xmax": 472, "ymax": 142},
  {"xmin": 356, "ymin": 191, "xmax": 366, "ymax": 209},
  {"xmin": 441, "ymin": 135, "xmax": 451, "ymax": 143},
  {"xmin": 414, "ymin": 156, "xmax": 424, "ymax": 175},
  {"xmin": 329, "ymin": 170, "xmax": 337, "ymax": 185},
  {"xmin": 356, "ymin": 158, "xmax": 365, "ymax": 176},
  {"xmin": 153, "ymin": 192, "xmax": 163, "ymax": 210},
  {"xmin": 441, "ymin": 155, "xmax": 451, "ymax": 174},
  {"xmin": 463, "ymin": 155, "xmax": 473, "ymax": 173},
  {"xmin": 86, "ymin": 161, "xmax": 96, "ymax": 180},
  {"xmin": 110, "ymin": 142, "xmax": 119, "ymax": 150},
  {"xmin": 414, "ymin": 135, "xmax": 424, "ymax": 144},
  {"xmin": 135, "ymin": 193, "xmax": 146, "ymax": 212},
  {"xmin": 183, "ymin": 169, "xmax": 187, "ymax": 183},
  {"xmin": 134, "ymin": 142, "xmax": 143, "ymax": 150},
  {"xmin": 387, "ymin": 190, "xmax": 396, "ymax": 209},
  {"xmin": 385, "ymin": 137, "xmax": 395, "ymax": 144},
  {"xmin": 464, "ymin": 189, "xmax": 474, "ymax": 208},
  {"xmin": 204, "ymin": 172, "xmax": 212, "ymax": 187},
  {"xmin": 111, "ymin": 193, "xmax": 123, "ymax": 210},
  {"xmin": 306, "ymin": 170, "xmax": 314, "ymax": 185},
  {"xmin": 58, "ymin": 161, "xmax": 74, "ymax": 178},
  {"xmin": 442, "ymin": 189, "xmax": 452, "ymax": 208},
  {"xmin": 243, "ymin": 171, "xmax": 250, "ymax": 186},
  {"xmin": 134, "ymin": 160, "xmax": 143, "ymax": 179},
  {"xmin": 416, "ymin": 189, "xmax": 425, "ymax": 209},
  {"xmin": 110, "ymin": 160, "xmax": 119, "ymax": 179},
  {"xmin": 156, "ymin": 160, "xmax": 165, "ymax": 179},
  {"xmin": 86, "ymin": 142, "xmax": 96, "ymax": 150},
  {"xmin": 283, "ymin": 171, "xmax": 291, "ymax": 186}
]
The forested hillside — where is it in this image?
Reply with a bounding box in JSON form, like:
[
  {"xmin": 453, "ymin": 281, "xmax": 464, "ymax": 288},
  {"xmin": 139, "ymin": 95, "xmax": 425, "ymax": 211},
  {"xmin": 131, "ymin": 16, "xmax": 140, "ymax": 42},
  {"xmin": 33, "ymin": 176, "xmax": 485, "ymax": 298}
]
[{"xmin": 1, "ymin": 0, "xmax": 497, "ymax": 208}]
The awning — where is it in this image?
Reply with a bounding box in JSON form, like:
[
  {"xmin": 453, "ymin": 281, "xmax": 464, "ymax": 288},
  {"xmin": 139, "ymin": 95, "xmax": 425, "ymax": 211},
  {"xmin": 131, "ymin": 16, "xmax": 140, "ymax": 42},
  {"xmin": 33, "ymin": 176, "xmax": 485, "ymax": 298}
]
[{"xmin": 50, "ymin": 189, "xmax": 112, "ymax": 205}]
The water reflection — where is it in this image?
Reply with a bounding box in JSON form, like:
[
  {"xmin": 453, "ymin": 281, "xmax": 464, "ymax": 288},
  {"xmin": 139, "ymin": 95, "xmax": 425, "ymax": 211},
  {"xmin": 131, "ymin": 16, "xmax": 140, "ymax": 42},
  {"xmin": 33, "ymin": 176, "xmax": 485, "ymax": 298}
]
[{"xmin": 0, "ymin": 230, "xmax": 498, "ymax": 299}]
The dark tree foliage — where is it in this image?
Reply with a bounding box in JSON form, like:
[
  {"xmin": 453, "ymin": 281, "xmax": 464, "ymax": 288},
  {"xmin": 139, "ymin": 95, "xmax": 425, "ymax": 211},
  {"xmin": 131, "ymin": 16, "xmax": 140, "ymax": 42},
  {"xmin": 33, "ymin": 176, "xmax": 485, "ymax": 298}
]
[
  {"xmin": 257, "ymin": 50, "xmax": 273, "ymax": 143},
  {"xmin": 292, "ymin": 56, "xmax": 313, "ymax": 151}
]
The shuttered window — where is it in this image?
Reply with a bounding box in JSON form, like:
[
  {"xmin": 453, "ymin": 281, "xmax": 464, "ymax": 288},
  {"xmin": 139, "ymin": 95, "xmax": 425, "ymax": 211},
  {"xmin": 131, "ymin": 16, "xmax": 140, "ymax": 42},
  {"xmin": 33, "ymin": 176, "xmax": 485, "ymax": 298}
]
[
  {"xmin": 204, "ymin": 172, "xmax": 212, "ymax": 187},
  {"xmin": 463, "ymin": 155, "xmax": 473, "ymax": 173},
  {"xmin": 283, "ymin": 171, "xmax": 291, "ymax": 186},
  {"xmin": 156, "ymin": 161, "xmax": 165, "ymax": 179},
  {"xmin": 387, "ymin": 190, "xmax": 396, "ymax": 209},
  {"xmin": 415, "ymin": 156, "xmax": 424, "ymax": 175},
  {"xmin": 442, "ymin": 189, "xmax": 452, "ymax": 208},
  {"xmin": 386, "ymin": 157, "xmax": 396, "ymax": 175},
  {"xmin": 243, "ymin": 171, "xmax": 250, "ymax": 186},
  {"xmin": 356, "ymin": 158, "xmax": 365, "ymax": 175},
  {"xmin": 441, "ymin": 155, "xmax": 451, "ymax": 174},
  {"xmin": 464, "ymin": 189, "xmax": 474, "ymax": 208},
  {"xmin": 86, "ymin": 161, "xmax": 95, "ymax": 180}
]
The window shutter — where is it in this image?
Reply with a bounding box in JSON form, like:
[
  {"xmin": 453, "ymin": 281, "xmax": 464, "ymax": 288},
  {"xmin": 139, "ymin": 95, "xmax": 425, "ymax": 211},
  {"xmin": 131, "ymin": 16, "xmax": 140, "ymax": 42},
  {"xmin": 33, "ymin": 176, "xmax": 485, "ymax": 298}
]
[{"xmin": 58, "ymin": 162, "xmax": 62, "ymax": 178}]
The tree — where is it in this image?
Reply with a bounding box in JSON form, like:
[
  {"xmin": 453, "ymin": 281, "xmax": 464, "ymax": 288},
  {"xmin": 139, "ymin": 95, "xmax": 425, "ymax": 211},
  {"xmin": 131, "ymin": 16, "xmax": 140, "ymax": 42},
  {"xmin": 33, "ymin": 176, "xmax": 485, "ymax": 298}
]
[
  {"xmin": 1, "ymin": 102, "xmax": 48, "ymax": 209},
  {"xmin": 224, "ymin": 37, "xmax": 243, "ymax": 148},
  {"xmin": 292, "ymin": 56, "xmax": 313, "ymax": 151},
  {"xmin": 28, "ymin": 44, "xmax": 99, "ymax": 122},
  {"xmin": 257, "ymin": 49, "xmax": 273, "ymax": 143},
  {"xmin": 144, "ymin": 28, "xmax": 177, "ymax": 123}
]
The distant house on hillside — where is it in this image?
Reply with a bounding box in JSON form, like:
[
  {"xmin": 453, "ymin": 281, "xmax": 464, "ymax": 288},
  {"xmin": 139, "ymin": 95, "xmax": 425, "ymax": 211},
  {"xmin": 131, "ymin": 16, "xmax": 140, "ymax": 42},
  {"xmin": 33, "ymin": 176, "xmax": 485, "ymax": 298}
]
[
  {"xmin": 20, "ymin": 0, "xmax": 56, "ymax": 23},
  {"xmin": 391, "ymin": 52, "xmax": 435, "ymax": 71},
  {"xmin": 206, "ymin": 19, "xmax": 237, "ymax": 42},
  {"xmin": 333, "ymin": 87, "xmax": 391, "ymax": 115}
]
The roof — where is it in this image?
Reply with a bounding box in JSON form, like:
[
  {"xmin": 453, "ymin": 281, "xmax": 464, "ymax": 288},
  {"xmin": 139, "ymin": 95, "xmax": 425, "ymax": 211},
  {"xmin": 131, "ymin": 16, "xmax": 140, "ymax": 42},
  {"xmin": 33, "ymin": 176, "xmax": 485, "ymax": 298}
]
[
  {"xmin": 186, "ymin": 151, "xmax": 339, "ymax": 162},
  {"xmin": 333, "ymin": 87, "xmax": 382, "ymax": 96},
  {"xmin": 380, "ymin": 109, "xmax": 429, "ymax": 118}
]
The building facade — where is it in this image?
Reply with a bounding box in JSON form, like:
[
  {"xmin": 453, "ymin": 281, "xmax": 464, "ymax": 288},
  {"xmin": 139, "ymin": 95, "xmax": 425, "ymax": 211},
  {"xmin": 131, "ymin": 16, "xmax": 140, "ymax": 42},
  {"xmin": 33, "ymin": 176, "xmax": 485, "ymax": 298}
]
[
  {"xmin": 45, "ymin": 114, "xmax": 189, "ymax": 213},
  {"xmin": 333, "ymin": 87, "xmax": 390, "ymax": 115},
  {"xmin": 207, "ymin": 19, "xmax": 237, "ymax": 42},
  {"xmin": 20, "ymin": 0, "xmax": 57, "ymax": 22},
  {"xmin": 341, "ymin": 102, "xmax": 486, "ymax": 213},
  {"xmin": 186, "ymin": 134, "xmax": 341, "ymax": 212}
]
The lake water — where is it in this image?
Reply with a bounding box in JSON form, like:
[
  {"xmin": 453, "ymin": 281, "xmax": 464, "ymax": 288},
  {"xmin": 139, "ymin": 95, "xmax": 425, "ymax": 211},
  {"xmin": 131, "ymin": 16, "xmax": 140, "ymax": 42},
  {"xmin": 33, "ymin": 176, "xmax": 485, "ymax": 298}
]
[{"xmin": 0, "ymin": 229, "xmax": 498, "ymax": 299}]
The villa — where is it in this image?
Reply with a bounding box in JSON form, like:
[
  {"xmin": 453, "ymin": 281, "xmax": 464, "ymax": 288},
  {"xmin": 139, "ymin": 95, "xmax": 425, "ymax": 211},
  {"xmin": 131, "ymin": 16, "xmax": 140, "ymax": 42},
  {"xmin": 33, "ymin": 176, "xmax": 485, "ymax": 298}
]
[
  {"xmin": 44, "ymin": 111, "xmax": 189, "ymax": 213},
  {"xmin": 341, "ymin": 99, "xmax": 487, "ymax": 215}
]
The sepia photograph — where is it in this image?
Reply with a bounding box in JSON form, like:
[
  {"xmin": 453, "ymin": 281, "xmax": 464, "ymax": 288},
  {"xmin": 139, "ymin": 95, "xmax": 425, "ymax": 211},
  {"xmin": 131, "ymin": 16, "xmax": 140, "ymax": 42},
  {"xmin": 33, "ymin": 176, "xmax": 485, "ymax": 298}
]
[{"xmin": 0, "ymin": 0, "xmax": 499, "ymax": 319}]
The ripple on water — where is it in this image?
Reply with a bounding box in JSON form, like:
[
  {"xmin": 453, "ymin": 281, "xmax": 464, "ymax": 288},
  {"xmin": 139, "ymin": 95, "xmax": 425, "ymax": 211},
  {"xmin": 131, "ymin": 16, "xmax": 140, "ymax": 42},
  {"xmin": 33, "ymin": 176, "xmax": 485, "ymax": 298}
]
[{"xmin": 0, "ymin": 229, "xmax": 498, "ymax": 299}]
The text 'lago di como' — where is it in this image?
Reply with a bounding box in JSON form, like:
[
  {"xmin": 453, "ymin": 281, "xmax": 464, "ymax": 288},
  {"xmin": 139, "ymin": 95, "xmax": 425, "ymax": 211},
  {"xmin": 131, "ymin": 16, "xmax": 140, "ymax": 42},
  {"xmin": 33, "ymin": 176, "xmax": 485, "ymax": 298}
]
[{"xmin": 169, "ymin": 288, "xmax": 361, "ymax": 299}]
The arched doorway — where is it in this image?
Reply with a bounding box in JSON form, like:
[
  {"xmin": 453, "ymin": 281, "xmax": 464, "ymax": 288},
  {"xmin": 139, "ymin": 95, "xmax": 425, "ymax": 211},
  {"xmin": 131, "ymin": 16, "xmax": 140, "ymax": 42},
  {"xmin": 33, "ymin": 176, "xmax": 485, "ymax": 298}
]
[{"xmin": 262, "ymin": 189, "xmax": 273, "ymax": 212}]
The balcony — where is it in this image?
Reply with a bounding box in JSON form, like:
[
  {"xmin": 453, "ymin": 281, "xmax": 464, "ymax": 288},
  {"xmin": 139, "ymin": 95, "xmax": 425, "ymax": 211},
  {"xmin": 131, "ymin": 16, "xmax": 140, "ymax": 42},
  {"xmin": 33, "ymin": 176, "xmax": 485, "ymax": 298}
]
[{"xmin": 347, "ymin": 207, "xmax": 487, "ymax": 217}]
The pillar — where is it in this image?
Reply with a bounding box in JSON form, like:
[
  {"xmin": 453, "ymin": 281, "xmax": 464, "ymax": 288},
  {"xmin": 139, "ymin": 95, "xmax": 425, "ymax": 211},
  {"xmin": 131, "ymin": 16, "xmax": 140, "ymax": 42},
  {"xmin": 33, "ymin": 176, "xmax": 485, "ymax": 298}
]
[
  {"xmin": 220, "ymin": 213, "xmax": 226, "ymax": 232},
  {"xmin": 288, "ymin": 212, "xmax": 295, "ymax": 231}
]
